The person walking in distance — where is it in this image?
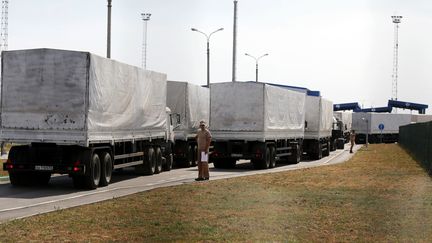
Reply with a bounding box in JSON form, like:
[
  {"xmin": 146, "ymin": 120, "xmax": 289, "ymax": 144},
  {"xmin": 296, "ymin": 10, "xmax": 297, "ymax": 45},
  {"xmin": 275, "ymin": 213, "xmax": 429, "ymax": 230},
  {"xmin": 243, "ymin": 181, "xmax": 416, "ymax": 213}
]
[
  {"xmin": 350, "ymin": 130, "xmax": 356, "ymax": 153},
  {"xmin": 195, "ymin": 120, "xmax": 212, "ymax": 181}
]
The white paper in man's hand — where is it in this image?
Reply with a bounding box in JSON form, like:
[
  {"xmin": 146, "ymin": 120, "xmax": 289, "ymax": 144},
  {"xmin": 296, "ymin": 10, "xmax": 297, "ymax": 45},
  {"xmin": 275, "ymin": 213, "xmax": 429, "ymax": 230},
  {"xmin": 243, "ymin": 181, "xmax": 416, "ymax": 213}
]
[{"xmin": 201, "ymin": 152, "xmax": 208, "ymax": 162}]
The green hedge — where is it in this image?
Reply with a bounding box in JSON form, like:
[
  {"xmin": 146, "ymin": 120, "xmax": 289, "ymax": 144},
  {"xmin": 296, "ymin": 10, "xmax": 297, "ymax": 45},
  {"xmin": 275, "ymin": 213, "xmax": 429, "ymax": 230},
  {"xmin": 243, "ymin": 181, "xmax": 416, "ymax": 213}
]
[{"xmin": 399, "ymin": 121, "xmax": 432, "ymax": 172}]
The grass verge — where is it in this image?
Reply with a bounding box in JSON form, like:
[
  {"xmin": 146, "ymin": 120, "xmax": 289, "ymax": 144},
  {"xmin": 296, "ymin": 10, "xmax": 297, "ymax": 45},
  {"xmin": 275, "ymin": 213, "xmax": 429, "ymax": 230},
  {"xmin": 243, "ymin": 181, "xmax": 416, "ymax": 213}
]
[{"xmin": 1, "ymin": 144, "xmax": 432, "ymax": 242}]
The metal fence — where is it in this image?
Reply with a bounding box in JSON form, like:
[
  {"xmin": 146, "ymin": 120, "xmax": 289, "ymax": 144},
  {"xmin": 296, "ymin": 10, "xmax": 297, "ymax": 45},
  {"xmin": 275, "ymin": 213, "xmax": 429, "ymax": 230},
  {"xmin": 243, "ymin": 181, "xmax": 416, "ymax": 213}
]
[{"xmin": 399, "ymin": 121, "xmax": 432, "ymax": 173}]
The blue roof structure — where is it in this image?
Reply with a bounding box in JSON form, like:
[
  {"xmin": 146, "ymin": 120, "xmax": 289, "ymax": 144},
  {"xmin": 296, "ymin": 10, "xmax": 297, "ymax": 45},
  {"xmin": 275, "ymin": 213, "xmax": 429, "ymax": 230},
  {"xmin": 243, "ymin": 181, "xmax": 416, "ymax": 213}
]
[
  {"xmin": 333, "ymin": 102, "xmax": 361, "ymax": 111},
  {"xmin": 388, "ymin": 100, "xmax": 428, "ymax": 114},
  {"xmin": 335, "ymin": 100, "xmax": 428, "ymax": 114},
  {"xmin": 358, "ymin": 106, "xmax": 393, "ymax": 113}
]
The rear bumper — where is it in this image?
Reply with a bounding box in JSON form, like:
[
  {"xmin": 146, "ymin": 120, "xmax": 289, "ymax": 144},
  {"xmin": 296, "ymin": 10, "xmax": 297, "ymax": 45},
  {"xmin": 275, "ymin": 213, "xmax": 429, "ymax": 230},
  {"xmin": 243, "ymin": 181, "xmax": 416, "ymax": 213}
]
[{"xmin": 3, "ymin": 162, "xmax": 86, "ymax": 175}]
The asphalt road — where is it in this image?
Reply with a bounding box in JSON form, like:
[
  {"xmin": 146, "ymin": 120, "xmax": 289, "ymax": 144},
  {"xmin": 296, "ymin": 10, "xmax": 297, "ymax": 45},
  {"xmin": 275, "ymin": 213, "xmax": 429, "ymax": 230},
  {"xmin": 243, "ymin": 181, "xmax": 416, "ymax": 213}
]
[{"xmin": 0, "ymin": 144, "xmax": 361, "ymax": 223}]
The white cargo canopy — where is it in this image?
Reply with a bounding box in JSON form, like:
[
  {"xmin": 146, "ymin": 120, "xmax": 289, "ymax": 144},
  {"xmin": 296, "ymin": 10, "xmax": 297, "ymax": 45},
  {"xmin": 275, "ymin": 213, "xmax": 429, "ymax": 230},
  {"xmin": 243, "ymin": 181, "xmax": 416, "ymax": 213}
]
[
  {"xmin": 333, "ymin": 111, "xmax": 353, "ymax": 132},
  {"xmin": 0, "ymin": 48, "xmax": 167, "ymax": 146},
  {"xmin": 352, "ymin": 112, "xmax": 412, "ymax": 134},
  {"xmin": 166, "ymin": 81, "xmax": 209, "ymax": 140},
  {"xmin": 210, "ymin": 82, "xmax": 305, "ymax": 141},
  {"xmin": 304, "ymin": 96, "xmax": 333, "ymax": 139}
]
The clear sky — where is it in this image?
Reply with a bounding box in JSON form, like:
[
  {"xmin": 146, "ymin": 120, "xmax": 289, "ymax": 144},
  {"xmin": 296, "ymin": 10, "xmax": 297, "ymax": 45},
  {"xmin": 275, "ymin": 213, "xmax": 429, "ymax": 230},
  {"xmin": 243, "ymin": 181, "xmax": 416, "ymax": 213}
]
[{"xmin": 6, "ymin": 0, "xmax": 432, "ymax": 112}]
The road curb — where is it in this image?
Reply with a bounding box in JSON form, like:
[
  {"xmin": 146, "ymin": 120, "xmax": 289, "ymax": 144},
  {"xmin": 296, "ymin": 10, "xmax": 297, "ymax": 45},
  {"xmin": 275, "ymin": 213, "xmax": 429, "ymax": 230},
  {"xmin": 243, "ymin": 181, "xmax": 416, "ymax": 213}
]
[{"xmin": 0, "ymin": 176, "xmax": 9, "ymax": 182}]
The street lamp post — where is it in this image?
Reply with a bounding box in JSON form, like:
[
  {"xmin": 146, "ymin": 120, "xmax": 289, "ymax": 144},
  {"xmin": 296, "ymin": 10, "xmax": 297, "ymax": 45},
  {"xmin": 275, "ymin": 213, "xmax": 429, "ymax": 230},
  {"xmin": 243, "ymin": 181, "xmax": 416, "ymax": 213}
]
[
  {"xmin": 141, "ymin": 13, "xmax": 151, "ymax": 69},
  {"xmin": 191, "ymin": 27, "xmax": 224, "ymax": 87},
  {"xmin": 244, "ymin": 53, "xmax": 269, "ymax": 82},
  {"xmin": 106, "ymin": 0, "xmax": 112, "ymax": 58}
]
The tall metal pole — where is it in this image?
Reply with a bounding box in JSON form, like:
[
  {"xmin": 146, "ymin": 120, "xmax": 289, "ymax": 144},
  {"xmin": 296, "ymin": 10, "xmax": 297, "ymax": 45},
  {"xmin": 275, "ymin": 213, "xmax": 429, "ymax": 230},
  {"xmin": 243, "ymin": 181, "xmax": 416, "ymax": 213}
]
[
  {"xmin": 191, "ymin": 28, "xmax": 224, "ymax": 87},
  {"xmin": 232, "ymin": 0, "xmax": 238, "ymax": 82},
  {"xmin": 245, "ymin": 53, "xmax": 269, "ymax": 83},
  {"xmin": 106, "ymin": 0, "xmax": 112, "ymax": 58},
  {"xmin": 391, "ymin": 15, "xmax": 402, "ymax": 101},
  {"xmin": 255, "ymin": 62, "xmax": 258, "ymax": 83},
  {"xmin": 141, "ymin": 13, "xmax": 151, "ymax": 69},
  {"xmin": 206, "ymin": 40, "xmax": 210, "ymax": 87}
]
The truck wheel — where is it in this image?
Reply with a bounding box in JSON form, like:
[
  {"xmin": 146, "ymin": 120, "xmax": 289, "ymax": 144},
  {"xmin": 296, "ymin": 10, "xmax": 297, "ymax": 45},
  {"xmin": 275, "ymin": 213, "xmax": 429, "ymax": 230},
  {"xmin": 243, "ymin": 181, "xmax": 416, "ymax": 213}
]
[
  {"xmin": 269, "ymin": 146, "xmax": 276, "ymax": 168},
  {"xmin": 213, "ymin": 159, "xmax": 223, "ymax": 169},
  {"xmin": 33, "ymin": 172, "xmax": 51, "ymax": 186},
  {"xmin": 331, "ymin": 139, "xmax": 337, "ymax": 151},
  {"xmin": 186, "ymin": 145, "xmax": 194, "ymax": 167},
  {"xmin": 9, "ymin": 172, "xmax": 27, "ymax": 186},
  {"xmin": 192, "ymin": 146, "xmax": 198, "ymax": 167},
  {"xmin": 163, "ymin": 153, "xmax": 173, "ymax": 171},
  {"xmin": 288, "ymin": 144, "xmax": 301, "ymax": 164},
  {"xmin": 99, "ymin": 152, "xmax": 113, "ymax": 187},
  {"xmin": 154, "ymin": 147, "xmax": 163, "ymax": 174},
  {"xmin": 227, "ymin": 159, "xmax": 237, "ymax": 169},
  {"xmin": 254, "ymin": 147, "xmax": 270, "ymax": 169},
  {"xmin": 323, "ymin": 141, "xmax": 330, "ymax": 157},
  {"xmin": 313, "ymin": 143, "xmax": 323, "ymax": 160},
  {"xmin": 135, "ymin": 147, "xmax": 155, "ymax": 175},
  {"xmin": 84, "ymin": 153, "xmax": 101, "ymax": 189}
]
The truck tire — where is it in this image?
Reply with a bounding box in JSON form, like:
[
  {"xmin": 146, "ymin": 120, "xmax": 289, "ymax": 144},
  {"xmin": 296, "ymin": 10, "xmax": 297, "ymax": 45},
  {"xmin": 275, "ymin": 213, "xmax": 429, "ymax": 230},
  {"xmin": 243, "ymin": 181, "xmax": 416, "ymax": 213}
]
[
  {"xmin": 312, "ymin": 143, "xmax": 323, "ymax": 160},
  {"xmin": 213, "ymin": 159, "xmax": 223, "ymax": 169},
  {"xmin": 154, "ymin": 147, "xmax": 163, "ymax": 174},
  {"xmin": 99, "ymin": 152, "xmax": 113, "ymax": 187},
  {"xmin": 336, "ymin": 138, "xmax": 345, "ymax": 149},
  {"xmin": 227, "ymin": 159, "xmax": 237, "ymax": 169},
  {"xmin": 323, "ymin": 141, "xmax": 330, "ymax": 157},
  {"xmin": 186, "ymin": 145, "xmax": 194, "ymax": 167},
  {"xmin": 9, "ymin": 172, "xmax": 28, "ymax": 186},
  {"xmin": 253, "ymin": 147, "xmax": 270, "ymax": 169},
  {"xmin": 163, "ymin": 153, "xmax": 173, "ymax": 171},
  {"xmin": 330, "ymin": 139, "xmax": 337, "ymax": 151},
  {"xmin": 136, "ymin": 147, "xmax": 155, "ymax": 175},
  {"xmin": 288, "ymin": 144, "xmax": 301, "ymax": 164},
  {"xmin": 269, "ymin": 146, "xmax": 276, "ymax": 168},
  {"xmin": 192, "ymin": 146, "xmax": 197, "ymax": 167},
  {"xmin": 84, "ymin": 153, "xmax": 101, "ymax": 189},
  {"xmin": 33, "ymin": 172, "xmax": 51, "ymax": 186}
]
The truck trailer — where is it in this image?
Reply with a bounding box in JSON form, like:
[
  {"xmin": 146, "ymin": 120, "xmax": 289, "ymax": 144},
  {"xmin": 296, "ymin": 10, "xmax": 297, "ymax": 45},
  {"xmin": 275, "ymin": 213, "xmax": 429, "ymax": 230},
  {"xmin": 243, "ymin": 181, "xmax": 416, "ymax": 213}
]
[
  {"xmin": 166, "ymin": 81, "xmax": 209, "ymax": 167},
  {"xmin": 209, "ymin": 82, "xmax": 306, "ymax": 169},
  {"xmin": 352, "ymin": 112, "xmax": 412, "ymax": 144},
  {"xmin": 331, "ymin": 111, "xmax": 352, "ymax": 150},
  {"xmin": 1, "ymin": 48, "xmax": 175, "ymax": 189},
  {"xmin": 302, "ymin": 96, "xmax": 333, "ymax": 159}
]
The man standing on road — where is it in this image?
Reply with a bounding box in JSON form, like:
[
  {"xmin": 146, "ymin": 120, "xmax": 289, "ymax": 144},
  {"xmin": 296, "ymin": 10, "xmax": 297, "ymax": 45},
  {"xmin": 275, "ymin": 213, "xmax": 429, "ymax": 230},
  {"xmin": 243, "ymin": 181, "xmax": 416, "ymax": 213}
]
[
  {"xmin": 350, "ymin": 130, "xmax": 356, "ymax": 153},
  {"xmin": 195, "ymin": 120, "xmax": 212, "ymax": 181}
]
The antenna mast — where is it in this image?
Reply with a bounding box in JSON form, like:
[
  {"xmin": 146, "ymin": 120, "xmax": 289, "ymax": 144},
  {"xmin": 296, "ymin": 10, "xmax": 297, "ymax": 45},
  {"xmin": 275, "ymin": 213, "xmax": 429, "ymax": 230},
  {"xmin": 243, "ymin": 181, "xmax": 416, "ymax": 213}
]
[
  {"xmin": 391, "ymin": 15, "xmax": 402, "ymax": 101},
  {"xmin": 0, "ymin": 0, "xmax": 8, "ymax": 52}
]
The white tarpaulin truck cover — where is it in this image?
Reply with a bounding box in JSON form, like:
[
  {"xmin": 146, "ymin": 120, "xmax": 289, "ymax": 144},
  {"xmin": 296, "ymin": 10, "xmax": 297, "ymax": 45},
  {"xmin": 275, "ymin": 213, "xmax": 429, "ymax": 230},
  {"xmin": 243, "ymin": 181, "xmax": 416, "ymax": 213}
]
[
  {"xmin": 304, "ymin": 96, "xmax": 333, "ymax": 139},
  {"xmin": 352, "ymin": 113, "xmax": 412, "ymax": 134},
  {"xmin": 166, "ymin": 81, "xmax": 210, "ymax": 140},
  {"xmin": 0, "ymin": 48, "xmax": 167, "ymax": 146},
  {"xmin": 210, "ymin": 82, "xmax": 305, "ymax": 141},
  {"xmin": 333, "ymin": 111, "xmax": 352, "ymax": 132}
]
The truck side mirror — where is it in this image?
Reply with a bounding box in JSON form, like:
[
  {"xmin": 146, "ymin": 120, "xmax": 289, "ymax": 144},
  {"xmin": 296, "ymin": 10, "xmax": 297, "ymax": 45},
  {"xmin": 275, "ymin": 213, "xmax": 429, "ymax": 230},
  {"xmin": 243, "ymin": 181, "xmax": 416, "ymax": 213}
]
[
  {"xmin": 176, "ymin": 114, "xmax": 181, "ymax": 124},
  {"xmin": 170, "ymin": 113, "xmax": 181, "ymax": 129}
]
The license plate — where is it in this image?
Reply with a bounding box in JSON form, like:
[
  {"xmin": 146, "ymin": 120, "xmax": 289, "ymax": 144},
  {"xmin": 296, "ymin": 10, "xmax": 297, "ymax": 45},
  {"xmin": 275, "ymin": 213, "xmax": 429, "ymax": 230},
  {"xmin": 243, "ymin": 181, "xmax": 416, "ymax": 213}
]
[
  {"xmin": 35, "ymin": 165, "xmax": 53, "ymax": 171},
  {"xmin": 231, "ymin": 153, "xmax": 243, "ymax": 157}
]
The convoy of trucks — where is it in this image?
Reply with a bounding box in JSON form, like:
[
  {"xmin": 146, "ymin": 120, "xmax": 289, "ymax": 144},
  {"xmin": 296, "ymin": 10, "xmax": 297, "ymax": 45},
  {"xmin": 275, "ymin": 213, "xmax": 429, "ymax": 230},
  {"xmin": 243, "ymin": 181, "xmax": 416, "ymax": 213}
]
[
  {"xmin": 0, "ymin": 48, "xmax": 429, "ymax": 189},
  {"xmin": 166, "ymin": 81, "xmax": 209, "ymax": 167}
]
